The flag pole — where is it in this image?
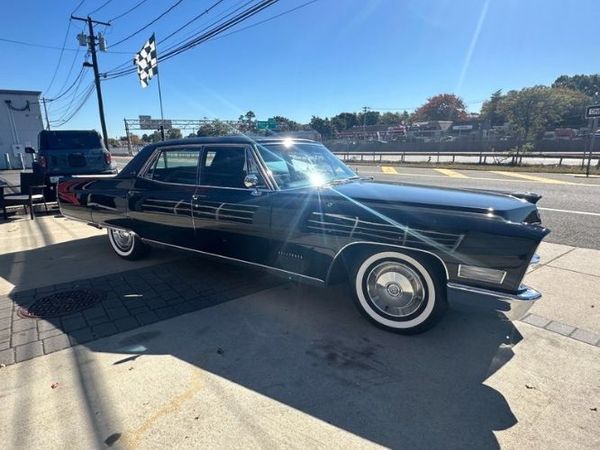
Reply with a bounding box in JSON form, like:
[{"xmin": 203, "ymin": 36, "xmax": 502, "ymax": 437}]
[
  {"xmin": 156, "ymin": 70, "xmax": 165, "ymax": 141},
  {"xmin": 155, "ymin": 34, "xmax": 165, "ymax": 141}
]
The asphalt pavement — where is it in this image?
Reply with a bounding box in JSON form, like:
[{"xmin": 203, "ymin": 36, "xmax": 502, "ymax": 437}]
[{"xmin": 347, "ymin": 164, "xmax": 600, "ymax": 250}]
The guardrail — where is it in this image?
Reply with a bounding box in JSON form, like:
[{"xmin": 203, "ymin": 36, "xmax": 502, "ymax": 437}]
[{"xmin": 333, "ymin": 150, "xmax": 600, "ymax": 168}]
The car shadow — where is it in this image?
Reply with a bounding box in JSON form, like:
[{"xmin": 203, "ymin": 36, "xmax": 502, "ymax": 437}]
[{"xmin": 2, "ymin": 236, "xmax": 520, "ymax": 449}]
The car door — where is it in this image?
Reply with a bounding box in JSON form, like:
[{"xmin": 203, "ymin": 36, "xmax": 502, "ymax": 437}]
[
  {"xmin": 127, "ymin": 146, "xmax": 201, "ymax": 247},
  {"xmin": 192, "ymin": 144, "xmax": 273, "ymax": 265}
]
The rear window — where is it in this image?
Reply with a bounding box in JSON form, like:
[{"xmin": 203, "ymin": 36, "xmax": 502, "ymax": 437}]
[{"xmin": 39, "ymin": 131, "xmax": 103, "ymax": 151}]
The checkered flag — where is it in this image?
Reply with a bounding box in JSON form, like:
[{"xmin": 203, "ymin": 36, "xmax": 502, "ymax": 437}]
[{"xmin": 133, "ymin": 34, "xmax": 158, "ymax": 88}]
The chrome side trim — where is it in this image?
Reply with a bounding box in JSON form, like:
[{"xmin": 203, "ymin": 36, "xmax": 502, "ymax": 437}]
[
  {"xmin": 140, "ymin": 238, "xmax": 325, "ymax": 286},
  {"xmin": 326, "ymin": 241, "xmax": 450, "ymax": 283},
  {"xmin": 447, "ymin": 282, "xmax": 541, "ymax": 301},
  {"xmin": 59, "ymin": 212, "xmax": 102, "ymax": 229}
]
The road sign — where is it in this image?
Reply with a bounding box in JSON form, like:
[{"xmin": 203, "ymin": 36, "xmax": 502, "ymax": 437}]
[
  {"xmin": 138, "ymin": 115, "xmax": 172, "ymax": 130},
  {"xmin": 585, "ymin": 105, "xmax": 600, "ymax": 119},
  {"xmin": 256, "ymin": 118, "xmax": 277, "ymax": 130}
]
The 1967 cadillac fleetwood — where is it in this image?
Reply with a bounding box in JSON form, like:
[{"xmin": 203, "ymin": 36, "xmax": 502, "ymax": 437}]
[{"xmin": 58, "ymin": 137, "xmax": 549, "ymax": 334}]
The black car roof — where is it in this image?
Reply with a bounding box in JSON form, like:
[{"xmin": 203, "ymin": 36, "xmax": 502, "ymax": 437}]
[{"xmin": 150, "ymin": 136, "xmax": 317, "ymax": 148}]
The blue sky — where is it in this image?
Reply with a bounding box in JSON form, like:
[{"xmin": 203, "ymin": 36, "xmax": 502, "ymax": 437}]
[{"xmin": 2, "ymin": 0, "xmax": 600, "ymax": 137}]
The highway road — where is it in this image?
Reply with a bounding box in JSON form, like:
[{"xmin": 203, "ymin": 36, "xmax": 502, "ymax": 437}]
[{"xmin": 347, "ymin": 164, "xmax": 600, "ymax": 250}]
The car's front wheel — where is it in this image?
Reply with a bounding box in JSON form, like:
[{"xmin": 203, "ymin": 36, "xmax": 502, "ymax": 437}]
[
  {"xmin": 351, "ymin": 251, "xmax": 447, "ymax": 334},
  {"xmin": 107, "ymin": 228, "xmax": 149, "ymax": 260}
]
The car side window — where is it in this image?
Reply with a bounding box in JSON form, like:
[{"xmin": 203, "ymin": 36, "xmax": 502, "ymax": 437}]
[
  {"xmin": 199, "ymin": 146, "xmax": 265, "ymax": 188},
  {"xmin": 145, "ymin": 148, "xmax": 201, "ymax": 185}
]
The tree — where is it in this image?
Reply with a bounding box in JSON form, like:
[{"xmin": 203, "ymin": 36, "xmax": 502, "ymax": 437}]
[
  {"xmin": 244, "ymin": 110, "xmax": 256, "ymax": 125},
  {"xmin": 552, "ymin": 74, "xmax": 600, "ymax": 98},
  {"xmin": 379, "ymin": 112, "xmax": 403, "ymax": 125},
  {"xmin": 480, "ymin": 89, "xmax": 506, "ymax": 126},
  {"xmin": 196, "ymin": 120, "xmax": 231, "ymax": 137},
  {"xmin": 309, "ymin": 116, "xmax": 334, "ymax": 139},
  {"xmin": 412, "ymin": 93, "xmax": 467, "ymax": 121},
  {"xmin": 273, "ymin": 115, "xmax": 299, "ymax": 131},
  {"xmin": 167, "ymin": 128, "xmax": 182, "ymax": 140},
  {"xmin": 400, "ymin": 110, "xmax": 410, "ymax": 124},
  {"xmin": 499, "ymin": 86, "xmax": 590, "ymax": 142},
  {"xmin": 358, "ymin": 110, "xmax": 380, "ymax": 126},
  {"xmin": 550, "ymin": 88, "xmax": 590, "ymax": 129},
  {"xmin": 331, "ymin": 112, "xmax": 359, "ymax": 130}
]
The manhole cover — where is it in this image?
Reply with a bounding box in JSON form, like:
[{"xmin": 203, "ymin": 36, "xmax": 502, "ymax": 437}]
[{"xmin": 17, "ymin": 289, "xmax": 106, "ymax": 319}]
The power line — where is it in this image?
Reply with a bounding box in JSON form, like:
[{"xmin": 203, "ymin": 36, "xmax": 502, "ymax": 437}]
[
  {"xmin": 162, "ymin": 0, "xmax": 225, "ymax": 42},
  {"xmin": 109, "ymin": 0, "xmax": 186, "ymax": 48},
  {"xmin": 103, "ymin": 0, "xmax": 260, "ymax": 78},
  {"xmin": 50, "ymin": 71, "xmax": 91, "ymax": 113},
  {"xmin": 0, "ymin": 36, "xmax": 135, "ymax": 54},
  {"xmin": 210, "ymin": 0, "xmax": 319, "ymax": 42},
  {"xmin": 102, "ymin": 0, "xmax": 254, "ymax": 76},
  {"xmin": 0, "ymin": 36, "xmax": 80, "ymax": 52},
  {"xmin": 71, "ymin": 0, "xmax": 87, "ymax": 15},
  {"xmin": 47, "ymin": 66, "xmax": 86, "ymax": 102},
  {"xmin": 163, "ymin": 1, "xmax": 279, "ymax": 60},
  {"xmin": 51, "ymin": 24, "xmax": 87, "ymax": 100},
  {"xmin": 44, "ymin": 19, "xmax": 73, "ymax": 95},
  {"xmin": 88, "ymin": 0, "xmax": 114, "ymax": 15},
  {"xmin": 101, "ymin": 0, "xmax": 237, "ymax": 75},
  {"xmin": 160, "ymin": 0, "xmax": 258, "ymax": 53},
  {"xmin": 51, "ymin": 83, "xmax": 96, "ymax": 126},
  {"xmin": 108, "ymin": 0, "xmax": 150, "ymax": 22},
  {"xmin": 104, "ymin": 0, "xmax": 280, "ymax": 80}
]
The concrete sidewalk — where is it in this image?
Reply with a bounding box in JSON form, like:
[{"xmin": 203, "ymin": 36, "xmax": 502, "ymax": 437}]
[{"xmin": 0, "ymin": 283, "xmax": 598, "ymax": 449}]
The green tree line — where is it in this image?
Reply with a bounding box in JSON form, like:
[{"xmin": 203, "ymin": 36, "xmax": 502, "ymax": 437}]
[{"xmin": 115, "ymin": 74, "xmax": 598, "ymax": 143}]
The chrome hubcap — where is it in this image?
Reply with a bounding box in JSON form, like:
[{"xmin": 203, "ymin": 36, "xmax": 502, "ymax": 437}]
[
  {"xmin": 111, "ymin": 229, "xmax": 133, "ymax": 251},
  {"xmin": 366, "ymin": 261, "xmax": 425, "ymax": 318}
]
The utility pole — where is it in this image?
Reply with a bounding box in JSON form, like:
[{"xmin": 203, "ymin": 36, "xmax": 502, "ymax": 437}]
[
  {"xmin": 124, "ymin": 118, "xmax": 133, "ymax": 156},
  {"xmin": 71, "ymin": 15, "xmax": 111, "ymax": 150},
  {"xmin": 41, "ymin": 97, "xmax": 51, "ymax": 130},
  {"xmin": 586, "ymin": 117, "xmax": 597, "ymax": 177},
  {"xmin": 362, "ymin": 106, "xmax": 370, "ymax": 139}
]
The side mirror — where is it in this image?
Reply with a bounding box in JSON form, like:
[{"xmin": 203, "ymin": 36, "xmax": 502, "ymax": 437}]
[
  {"xmin": 25, "ymin": 147, "xmax": 36, "ymax": 154},
  {"xmin": 243, "ymin": 174, "xmax": 258, "ymax": 189}
]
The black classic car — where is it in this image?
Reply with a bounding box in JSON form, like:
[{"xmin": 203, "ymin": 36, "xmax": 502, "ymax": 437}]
[{"xmin": 58, "ymin": 137, "xmax": 549, "ymax": 334}]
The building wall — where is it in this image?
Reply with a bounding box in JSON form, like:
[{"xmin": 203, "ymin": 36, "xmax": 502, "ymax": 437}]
[{"xmin": 0, "ymin": 90, "xmax": 44, "ymax": 169}]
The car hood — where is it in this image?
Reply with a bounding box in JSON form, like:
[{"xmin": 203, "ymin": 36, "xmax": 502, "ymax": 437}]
[{"xmin": 329, "ymin": 180, "xmax": 540, "ymax": 223}]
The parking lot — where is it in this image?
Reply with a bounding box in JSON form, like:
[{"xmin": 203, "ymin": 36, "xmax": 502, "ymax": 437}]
[{"xmin": 0, "ymin": 164, "xmax": 599, "ymax": 449}]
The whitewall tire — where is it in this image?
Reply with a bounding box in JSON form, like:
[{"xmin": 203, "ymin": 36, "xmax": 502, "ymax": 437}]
[
  {"xmin": 107, "ymin": 228, "xmax": 149, "ymax": 260},
  {"xmin": 351, "ymin": 251, "xmax": 447, "ymax": 334}
]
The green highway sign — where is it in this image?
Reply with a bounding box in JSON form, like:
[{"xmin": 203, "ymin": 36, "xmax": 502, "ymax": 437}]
[{"xmin": 256, "ymin": 118, "xmax": 278, "ymax": 130}]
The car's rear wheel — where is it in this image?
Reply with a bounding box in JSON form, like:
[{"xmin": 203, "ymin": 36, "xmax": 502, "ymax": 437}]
[
  {"xmin": 351, "ymin": 251, "xmax": 447, "ymax": 334},
  {"xmin": 107, "ymin": 228, "xmax": 149, "ymax": 260}
]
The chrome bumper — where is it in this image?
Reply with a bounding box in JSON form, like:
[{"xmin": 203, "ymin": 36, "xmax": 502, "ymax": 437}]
[{"xmin": 447, "ymin": 282, "xmax": 541, "ymax": 321}]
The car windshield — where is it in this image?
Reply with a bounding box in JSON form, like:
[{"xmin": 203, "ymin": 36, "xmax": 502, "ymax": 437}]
[
  {"xmin": 256, "ymin": 141, "xmax": 356, "ymax": 189},
  {"xmin": 40, "ymin": 131, "xmax": 103, "ymax": 151}
]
